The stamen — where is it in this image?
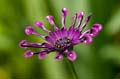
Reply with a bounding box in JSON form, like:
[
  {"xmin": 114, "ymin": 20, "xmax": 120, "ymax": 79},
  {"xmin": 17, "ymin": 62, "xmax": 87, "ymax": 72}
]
[
  {"xmin": 25, "ymin": 26, "xmax": 45, "ymax": 39},
  {"xmin": 46, "ymin": 15, "xmax": 58, "ymax": 30},
  {"xmin": 62, "ymin": 8, "xmax": 68, "ymax": 28},
  {"xmin": 54, "ymin": 37, "xmax": 70, "ymax": 51},
  {"xmin": 80, "ymin": 13, "xmax": 92, "ymax": 32},
  {"xmin": 77, "ymin": 11, "xmax": 84, "ymax": 28},
  {"xmin": 34, "ymin": 21, "xmax": 51, "ymax": 33}
]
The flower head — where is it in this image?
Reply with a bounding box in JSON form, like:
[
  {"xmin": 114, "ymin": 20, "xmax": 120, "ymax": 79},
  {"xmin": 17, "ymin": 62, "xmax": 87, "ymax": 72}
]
[{"xmin": 19, "ymin": 8, "xmax": 102, "ymax": 61}]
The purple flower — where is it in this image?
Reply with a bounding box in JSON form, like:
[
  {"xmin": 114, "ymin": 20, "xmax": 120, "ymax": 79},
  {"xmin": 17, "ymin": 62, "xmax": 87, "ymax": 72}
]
[{"xmin": 19, "ymin": 8, "xmax": 102, "ymax": 61}]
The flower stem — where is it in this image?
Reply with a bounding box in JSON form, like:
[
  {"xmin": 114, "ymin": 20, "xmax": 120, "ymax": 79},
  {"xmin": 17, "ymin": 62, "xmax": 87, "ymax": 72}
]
[{"xmin": 65, "ymin": 58, "xmax": 78, "ymax": 79}]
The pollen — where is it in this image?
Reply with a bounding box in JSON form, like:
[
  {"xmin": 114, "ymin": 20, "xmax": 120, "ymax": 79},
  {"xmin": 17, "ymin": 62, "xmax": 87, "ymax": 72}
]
[{"xmin": 54, "ymin": 37, "xmax": 71, "ymax": 51}]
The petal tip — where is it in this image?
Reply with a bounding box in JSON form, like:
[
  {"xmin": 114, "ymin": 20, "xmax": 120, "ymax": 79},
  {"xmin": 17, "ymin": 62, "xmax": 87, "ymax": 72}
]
[
  {"xmin": 19, "ymin": 40, "xmax": 27, "ymax": 48},
  {"xmin": 25, "ymin": 26, "xmax": 34, "ymax": 35},
  {"xmin": 62, "ymin": 8, "xmax": 68, "ymax": 16},
  {"xmin": 34, "ymin": 21, "xmax": 43, "ymax": 28},
  {"xmin": 90, "ymin": 28, "xmax": 99, "ymax": 37},
  {"xmin": 83, "ymin": 35, "xmax": 93, "ymax": 44},
  {"xmin": 46, "ymin": 15, "xmax": 53, "ymax": 20},
  {"xmin": 24, "ymin": 50, "xmax": 34, "ymax": 58},
  {"xmin": 78, "ymin": 11, "xmax": 84, "ymax": 19},
  {"xmin": 67, "ymin": 51, "xmax": 77, "ymax": 61},
  {"xmin": 93, "ymin": 24, "xmax": 102, "ymax": 32}
]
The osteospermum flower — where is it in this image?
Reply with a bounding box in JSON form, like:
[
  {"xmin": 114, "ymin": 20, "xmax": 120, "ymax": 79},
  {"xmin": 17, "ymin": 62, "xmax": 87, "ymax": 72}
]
[{"xmin": 19, "ymin": 8, "xmax": 102, "ymax": 61}]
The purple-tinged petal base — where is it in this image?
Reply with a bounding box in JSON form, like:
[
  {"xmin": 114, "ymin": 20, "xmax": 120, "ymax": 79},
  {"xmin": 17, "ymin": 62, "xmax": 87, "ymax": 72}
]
[
  {"xmin": 45, "ymin": 36, "xmax": 54, "ymax": 44},
  {"xmin": 72, "ymin": 39, "xmax": 81, "ymax": 45},
  {"xmin": 55, "ymin": 54, "xmax": 63, "ymax": 61},
  {"xmin": 61, "ymin": 27, "xmax": 67, "ymax": 37}
]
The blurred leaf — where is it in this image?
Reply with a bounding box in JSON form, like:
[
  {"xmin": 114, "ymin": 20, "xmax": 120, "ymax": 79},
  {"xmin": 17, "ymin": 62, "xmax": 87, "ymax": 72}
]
[
  {"xmin": 106, "ymin": 8, "xmax": 120, "ymax": 35},
  {"xmin": 0, "ymin": 34, "xmax": 13, "ymax": 51},
  {"xmin": 23, "ymin": 0, "xmax": 48, "ymax": 22},
  {"xmin": 0, "ymin": 67, "xmax": 10, "ymax": 79},
  {"xmin": 100, "ymin": 45, "xmax": 120, "ymax": 66}
]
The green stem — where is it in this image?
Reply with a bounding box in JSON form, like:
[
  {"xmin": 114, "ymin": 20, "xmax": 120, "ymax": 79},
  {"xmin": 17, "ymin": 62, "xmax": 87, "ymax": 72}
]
[{"xmin": 65, "ymin": 57, "xmax": 78, "ymax": 79}]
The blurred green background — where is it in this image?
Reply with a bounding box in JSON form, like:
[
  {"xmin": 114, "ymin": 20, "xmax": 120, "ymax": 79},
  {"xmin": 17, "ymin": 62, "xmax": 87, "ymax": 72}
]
[{"xmin": 0, "ymin": 0, "xmax": 120, "ymax": 79}]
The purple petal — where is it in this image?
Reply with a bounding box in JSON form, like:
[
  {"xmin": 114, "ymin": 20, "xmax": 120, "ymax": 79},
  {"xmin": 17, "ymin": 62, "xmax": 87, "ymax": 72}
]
[
  {"xmin": 72, "ymin": 39, "xmax": 81, "ymax": 45},
  {"xmin": 68, "ymin": 28, "xmax": 75, "ymax": 39},
  {"xmin": 24, "ymin": 50, "xmax": 34, "ymax": 58},
  {"xmin": 70, "ymin": 13, "xmax": 78, "ymax": 29},
  {"xmin": 25, "ymin": 26, "xmax": 45, "ymax": 38},
  {"xmin": 55, "ymin": 30, "xmax": 62, "ymax": 39},
  {"xmin": 62, "ymin": 8, "xmax": 68, "ymax": 28},
  {"xmin": 61, "ymin": 27, "xmax": 67, "ymax": 38},
  {"xmin": 42, "ymin": 43, "xmax": 54, "ymax": 48},
  {"xmin": 67, "ymin": 51, "xmax": 77, "ymax": 61},
  {"xmin": 78, "ymin": 11, "xmax": 84, "ymax": 20},
  {"xmin": 73, "ymin": 29, "xmax": 81, "ymax": 40},
  {"xmin": 55, "ymin": 53, "xmax": 63, "ymax": 61},
  {"xmin": 80, "ymin": 13, "xmax": 92, "ymax": 31},
  {"xmin": 49, "ymin": 31, "xmax": 62, "ymax": 41},
  {"xmin": 27, "ymin": 43, "xmax": 47, "ymax": 48},
  {"xmin": 46, "ymin": 15, "xmax": 58, "ymax": 30},
  {"xmin": 45, "ymin": 36, "xmax": 54, "ymax": 44},
  {"xmin": 49, "ymin": 32, "xmax": 57, "ymax": 41},
  {"xmin": 38, "ymin": 53, "xmax": 47, "ymax": 60},
  {"xmin": 92, "ymin": 24, "xmax": 102, "ymax": 32},
  {"xmin": 35, "ymin": 21, "xmax": 50, "ymax": 33},
  {"xmin": 19, "ymin": 40, "xmax": 27, "ymax": 48},
  {"xmin": 77, "ymin": 11, "xmax": 84, "ymax": 28},
  {"xmin": 83, "ymin": 34, "xmax": 93, "ymax": 44}
]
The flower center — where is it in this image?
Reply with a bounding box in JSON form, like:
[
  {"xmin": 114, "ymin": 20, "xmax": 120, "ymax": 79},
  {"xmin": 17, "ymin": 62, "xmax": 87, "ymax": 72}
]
[{"xmin": 54, "ymin": 37, "xmax": 71, "ymax": 51}]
